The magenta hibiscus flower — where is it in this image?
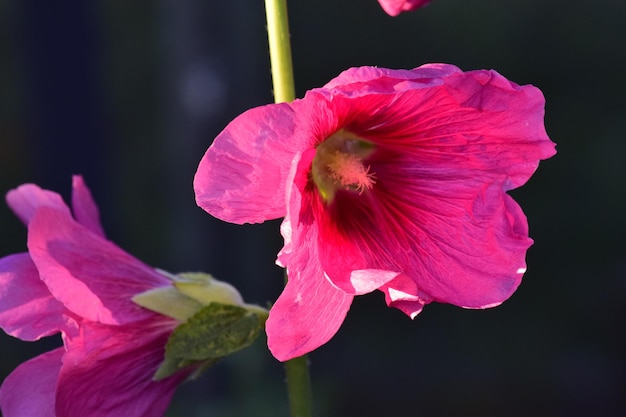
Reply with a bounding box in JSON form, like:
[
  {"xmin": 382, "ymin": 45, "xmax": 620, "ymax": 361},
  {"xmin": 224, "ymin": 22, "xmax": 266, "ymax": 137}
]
[
  {"xmin": 0, "ymin": 176, "xmax": 190, "ymax": 417},
  {"xmin": 194, "ymin": 64, "xmax": 556, "ymax": 361},
  {"xmin": 378, "ymin": 0, "xmax": 430, "ymax": 16}
]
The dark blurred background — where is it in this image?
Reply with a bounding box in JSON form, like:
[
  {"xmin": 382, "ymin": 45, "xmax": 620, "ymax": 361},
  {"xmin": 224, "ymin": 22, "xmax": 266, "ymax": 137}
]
[{"xmin": 1, "ymin": 0, "xmax": 624, "ymax": 416}]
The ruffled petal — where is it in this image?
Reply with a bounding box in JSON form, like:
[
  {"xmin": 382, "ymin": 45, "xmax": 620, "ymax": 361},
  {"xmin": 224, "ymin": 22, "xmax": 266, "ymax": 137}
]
[
  {"xmin": 318, "ymin": 181, "xmax": 529, "ymax": 310},
  {"xmin": 403, "ymin": 184, "xmax": 530, "ymax": 308},
  {"xmin": 27, "ymin": 206, "xmax": 169, "ymax": 325},
  {"xmin": 194, "ymin": 103, "xmax": 304, "ymax": 224},
  {"xmin": 71, "ymin": 175, "xmax": 106, "ymax": 238},
  {"xmin": 308, "ymin": 68, "xmax": 554, "ymax": 309},
  {"xmin": 268, "ymin": 153, "xmax": 354, "ymax": 361},
  {"xmin": 0, "ymin": 253, "xmax": 77, "ymax": 341},
  {"xmin": 379, "ymin": 274, "xmax": 427, "ymax": 318},
  {"xmin": 435, "ymin": 68, "xmax": 556, "ymax": 187},
  {"xmin": 268, "ymin": 234, "xmax": 353, "ymax": 361},
  {"xmin": 322, "ymin": 64, "xmax": 459, "ymax": 95},
  {"xmin": 315, "ymin": 192, "xmax": 401, "ymax": 295},
  {"xmin": 0, "ymin": 348, "xmax": 63, "ymax": 417},
  {"xmin": 6, "ymin": 184, "xmax": 70, "ymax": 227},
  {"xmin": 56, "ymin": 320, "xmax": 186, "ymax": 417},
  {"xmin": 329, "ymin": 72, "xmax": 555, "ymax": 185},
  {"xmin": 344, "ymin": 174, "xmax": 531, "ymax": 308}
]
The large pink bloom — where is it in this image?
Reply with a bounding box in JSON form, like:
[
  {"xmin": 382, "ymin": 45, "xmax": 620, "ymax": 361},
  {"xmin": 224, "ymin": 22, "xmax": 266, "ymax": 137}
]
[
  {"xmin": 194, "ymin": 64, "xmax": 556, "ymax": 361},
  {"xmin": 0, "ymin": 176, "xmax": 189, "ymax": 417},
  {"xmin": 378, "ymin": 0, "xmax": 430, "ymax": 16}
]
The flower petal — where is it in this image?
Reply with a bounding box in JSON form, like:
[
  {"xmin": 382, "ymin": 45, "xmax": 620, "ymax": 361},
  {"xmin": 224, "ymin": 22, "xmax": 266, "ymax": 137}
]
[
  {"xmin": 319, "ymin": 181, "xmax": 530, "ymax": 310},
  {"xmin": 194, "ymin": 103, "xmax": 303, "ymax": 224},
  {"xmin": 309, "ymin": 68, "xmax": 554, "ymax": 309},
  {"xmin": 329, "ymin": 71, "xmax": 555, "ymax": 185},
  {"xmin": 268, "ymin": 153, "xmax": 354, "ymax": 361},
  {"xmin": 314, "ymin": 193, "xmax": 402, "ymax": 295},
  {"xmin": 379, "ymin": 274, "xmax": 427, "ymax": 319},
  {"xmin": 0, "ymin": 348, "xmax": 63, "ymax": 417},
  {"xmin": 71, "ymin": 175, "xmax": 106, "ymax": 238},
  {"xmin": 0, "ymin": 253, "xmax": 77, "ymax": 341},
  {"xmin": 267, "ymin": 245, "xmax": 353, "ymax": 361},
  {"xmin": 377, "ymin": 0, "xmax": 430, "ymax": 16},
  {"xmin": 437, "ymin": 68, "xmax": 556, "ymax": 187},
  {"xmin": 56, "ymin": 320, "xmax": 186, "ymax": 417},
  {"xmin": 27, "ymin": 206, "xmax": 169, "ymax": 325},
  {"xmin": 406, "ymin": 185, "xmax": 531, "ymax": 308},
  {"xmin": 6, "ymin": 184, "xmax": 70, "ymax": 226},
  {"xmin": 322, "ymin": 63, "xmax": 459, "ymax": 95},
  {"xmin": 350, "ymin": 176, "xmax": 531, "ymax": 308}
]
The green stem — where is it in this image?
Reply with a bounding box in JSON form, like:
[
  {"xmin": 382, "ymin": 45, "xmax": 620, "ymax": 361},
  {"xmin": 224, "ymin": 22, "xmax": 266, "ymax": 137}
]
[
  {"xmin": 264, "ymin": 2, "xmax": 311, "ymax": 415},
  {"xmin": 284, "ymin": 355, "xmax": 313, "ymax": 417},
  {"xmin": 264, "ymin": 0, "xmax": 296, "ymax": 103},
  {"xmin": 265, "ymin": 1, "xmax": 312, "ymax": 416}
]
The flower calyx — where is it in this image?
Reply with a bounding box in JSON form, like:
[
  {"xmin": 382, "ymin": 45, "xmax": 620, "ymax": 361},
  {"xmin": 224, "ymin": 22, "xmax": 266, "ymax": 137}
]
[{"xmin": 133, "ymin": 271, "xmax": 268, "ymax": 380}]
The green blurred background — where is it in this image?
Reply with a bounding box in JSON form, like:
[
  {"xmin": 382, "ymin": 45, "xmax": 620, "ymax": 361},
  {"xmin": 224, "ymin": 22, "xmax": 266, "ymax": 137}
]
[{"xmin": 0, "ymin": 0, "xmax": 624, "ymax": 416}]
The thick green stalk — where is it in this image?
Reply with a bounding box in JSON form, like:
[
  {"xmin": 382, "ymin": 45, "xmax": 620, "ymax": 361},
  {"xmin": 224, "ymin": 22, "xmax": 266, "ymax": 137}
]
[
  {"xmin": 284, "ymin": 354, "xmax": 313, "ymax": 417},
  {"xmin": 264, "ymin": 2, "xmax": 311, "ymax": 415},
  {"xmin": 264, "ymin": 0, "xmax": 296, "ymax": 103}
]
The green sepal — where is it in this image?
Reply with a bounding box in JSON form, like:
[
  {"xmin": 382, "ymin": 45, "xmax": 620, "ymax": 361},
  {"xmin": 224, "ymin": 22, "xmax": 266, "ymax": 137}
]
[
  {"xmin": 153, "ymin": 302, "xmax": 265, "ymax": 380},
  {"xmin": 153, "ymin": 355, "xmax": 220, "ymax": 381},
  {"xmin": 174, "ymin": 272, "xmax": 245, "ymax": 306},
  {"xmin": 131, "ymin": 286, "xmax": 203, "ymax": 322},
  {"xmin": 166, "ymin": 302, "xmax": 263, "ymax": 360}
]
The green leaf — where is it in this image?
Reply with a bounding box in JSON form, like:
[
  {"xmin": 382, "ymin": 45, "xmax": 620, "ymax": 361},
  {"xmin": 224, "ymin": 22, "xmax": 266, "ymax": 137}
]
[
  {"xmin": 153, "ymin": 303, "xmax": 264, "ymax": 381},
  {"xmin": 154, "ymin": 303, "xmax": 265, "ymax": 372},
  {"xmin": 165, "ymin": 302, "xmax": 264, "ymax": 361}
]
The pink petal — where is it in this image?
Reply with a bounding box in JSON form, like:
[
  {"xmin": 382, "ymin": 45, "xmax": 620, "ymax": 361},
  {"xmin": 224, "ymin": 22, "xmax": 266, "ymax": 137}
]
[
  {"xmin": 305, "ymin": 68, "xmax": 554, "ymax": 310},
  {"xmin": 6, "ymin": 184, "xmax": 70, "ymax": 226},
  {"xmin": 0, "ymin": 253, "xmax": 77, "ymax": 341},
  {"xmin": 71, "ymin": 175, "xmax": 106, "ymax": 238},
  {"xmin": 318, "ymin": 184, "xmax": 528, "ymax": 310},
  {"xmin": 405, "ymin": 186, "xmax": 531, "ymax": 308},
  {"xmin": 314, "ymin": 192, "xmax": 401, "ymax": 295},
  {"xmin": 380, "ymin": 274, "xmax": 427, "ymax": 318},
  {"xmin": 323, "ymin": 67, "xmax": 555, "ymax": 188},
  {"xmin": 268, "ymin": 154, "xmax": 354, "ymax": 361},
  {"xmin": 377, "ymin": 0, "xmax": 430, "ymax": 16},
  {"xmin": 329, "ymin": 70, "xmax": 555, "ymax": 180},
  {"xmin": 314, "ymin": 191, "xmax": 388, "ymax": 294},
  {"xmin": 439, "ymin": 68, "xmax": 556, "ymax": 187},
  {"xmin": 267, "ymin": 251, "xmax": 353, "ymax": 361},
  {"xmin": 27, "ymin": 206, "xmax": 169, "ymax": 325},
  {"xmin": 385, "ymin": 299, "xmax": 425, "ymax": 318},
  {"xmin": 339, "ymin": 176, "xmax": 531, "ymax": 308},
  {"xmin": 194, "ymin": 103, "xmax": 304, "ymax": 224},
  {"xmin": 0, "ymin": 348, "xmax": 63, "ymax": 417},
  {"xmin": 322, "ymin": 63, "xmax": 459, "ymax": 94},
  {"xmin": 56, "ymin": 320, "xmax": 186, "ymax": 417}
]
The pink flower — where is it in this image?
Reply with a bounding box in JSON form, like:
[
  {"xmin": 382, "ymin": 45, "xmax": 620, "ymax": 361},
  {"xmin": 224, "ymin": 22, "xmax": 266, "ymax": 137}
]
[
  {"xmin": 378, "ymin": 0, "xmax": 431, "ymax": 16},
  {"xmin": 0, "ymin": 176, "xmax": 189, "ymax": 417},
  {"xmin": 194, "ymin": 64, "xmax": 556, "ymax": 361}
]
